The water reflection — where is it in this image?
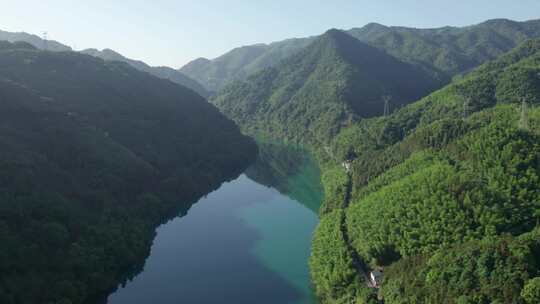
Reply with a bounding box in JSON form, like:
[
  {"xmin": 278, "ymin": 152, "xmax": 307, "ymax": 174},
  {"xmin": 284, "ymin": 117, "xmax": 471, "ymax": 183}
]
[
  {"xmin": 245, "ymin": 141, "xmax": 323, "ymax": 214},
  {"xmin": 105, "ymin": 143, "xmax": 322, "ymax": 304}
]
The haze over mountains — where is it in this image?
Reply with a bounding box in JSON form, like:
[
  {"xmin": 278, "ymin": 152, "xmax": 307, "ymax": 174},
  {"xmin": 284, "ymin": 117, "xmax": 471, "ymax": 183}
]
[
  {"xmin": 0, "ymin": 30, "xmax": 209, "ymax": 98},
  {"xmin": 79, "ymin": 48, "xmax": 210, "ymax": 98},
  {"xmin": 5, "ymin": 18, "xmax": 540, "ymax": 99},
  {"xmin": 182, "ymin": 18, "xmax": 540, "ymax": 93},
  {"xmin": 0, "ymin": 29, "xmax": 72, "ymax": 52}
]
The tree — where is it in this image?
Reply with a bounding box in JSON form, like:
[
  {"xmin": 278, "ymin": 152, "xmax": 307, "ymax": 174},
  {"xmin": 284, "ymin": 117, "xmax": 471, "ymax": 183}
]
[{"xmin": 522, "ymin": 277, "xmax": 540, "ymax": 304}]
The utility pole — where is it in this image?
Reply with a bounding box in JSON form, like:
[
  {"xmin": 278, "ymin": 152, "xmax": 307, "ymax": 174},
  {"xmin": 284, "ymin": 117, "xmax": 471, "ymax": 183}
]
[
  {"xmin": 42, "ymin": 32, "xmax": 48, "ymax": 51},
  {"xmin": 519, "ymin": 98, "xmax": 530, "ymax": 131}
]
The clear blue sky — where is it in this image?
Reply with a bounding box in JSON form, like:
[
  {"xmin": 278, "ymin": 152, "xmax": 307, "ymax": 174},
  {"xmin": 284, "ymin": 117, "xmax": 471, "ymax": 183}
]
[{"xmin": 2, "ymin": 0, "xmax": 540, "ymax": 68}]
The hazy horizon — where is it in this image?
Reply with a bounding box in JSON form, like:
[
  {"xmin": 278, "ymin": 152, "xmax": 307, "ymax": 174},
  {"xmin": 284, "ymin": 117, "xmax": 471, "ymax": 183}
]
[{"xmin": 3, "ymin": 0, "xmax": 540, "ymax": 68}]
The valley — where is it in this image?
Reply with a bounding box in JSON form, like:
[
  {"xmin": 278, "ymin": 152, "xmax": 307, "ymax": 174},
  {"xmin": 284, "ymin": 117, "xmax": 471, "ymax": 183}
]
[{"xmin": 2, "ymin": 12, "xmax": 540, "ymax": 304}]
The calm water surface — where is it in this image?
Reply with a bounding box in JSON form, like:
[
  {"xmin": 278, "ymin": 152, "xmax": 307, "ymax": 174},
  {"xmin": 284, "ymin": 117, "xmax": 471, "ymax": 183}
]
[{"xmin": 106, "ymin": 144, "xmax": 323, "ymax": 304}]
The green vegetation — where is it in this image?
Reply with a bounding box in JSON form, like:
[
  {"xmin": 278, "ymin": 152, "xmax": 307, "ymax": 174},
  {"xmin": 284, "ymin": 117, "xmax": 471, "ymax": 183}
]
[
  {"xmin": 522, "ymin": 277, "xmax": 540, "ymax": 304},
  {"xmin": 0, "ymin": 41, "xmax": 256, "ymax": 304},
  {"xmin": 310, "ymin": 210, "xmax": 375, "ymax": 304},
  {"xmin": 332, "ymin": 38, "xmax": 540, "ymax": 192},
  {"xmin": 197, "ymin": 16, "xmax": 540, "ymax": 304},
  {"xmin": 308, "ymin": 38, "xmax": 540, "ymax": 303},
  {"xmin": 0, "ymin": 29, "xmax": 209, "ymax": 98},
  {"xmin": 213, "ymin": 29, "xmax": 441, "ymax": 144},
  {"xmin": 5, "ymin": 17, "xmax": 540, "ymax": 304},
  {"xmin": 347, "ymin": 115, "xmax": 540, "ymax": 263},
  {"xmin": 349, "ymin": 19, "xmax": 540, "ymax": 78},
  {"xmin": 382, "ymin": 229, "xmax": 540, "ymax": 304}
]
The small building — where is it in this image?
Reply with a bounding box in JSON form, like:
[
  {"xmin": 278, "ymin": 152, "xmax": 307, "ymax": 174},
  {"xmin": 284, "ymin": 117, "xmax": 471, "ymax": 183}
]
[
  {"xmin": 370, "ymin": 269, "xmax": 384, "ymax": 288},
  {"xmin": 342, "ymin": 161, "xmax": 352, "ymax": 173}
]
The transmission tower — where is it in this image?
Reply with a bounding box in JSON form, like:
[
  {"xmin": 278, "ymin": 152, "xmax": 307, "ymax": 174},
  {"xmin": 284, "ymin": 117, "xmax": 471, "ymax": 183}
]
[
  {"xmin": 519, "ymin": 98, "xmax": 530, "ymax": 131},
  {"xmin": 462, "ymin": 96, "xmax": 471, "ymax": 120},
  {"xmin": 42, "ymin": 32, "xmax": 48, "ymax": 51},
  {"xmin": 383, "ymin": 95, "xmax": 392, "ymax": 117}
]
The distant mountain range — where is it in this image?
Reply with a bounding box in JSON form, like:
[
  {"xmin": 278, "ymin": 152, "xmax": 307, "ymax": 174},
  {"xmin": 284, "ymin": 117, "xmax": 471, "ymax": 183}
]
[
  {"xmin": 0, "ymin": 30, "xmax": 209, "ymax": 97},
  {"xmin": 0, "ymin": 29, "xmax": 72, "ymax": 52},
  {"xmin": 7, "ymin": 18, "xmax": 538, "ymax": 98},
  {"xmin": 181, "ymin": 18, "xmax": 540, "ymax": 92}
]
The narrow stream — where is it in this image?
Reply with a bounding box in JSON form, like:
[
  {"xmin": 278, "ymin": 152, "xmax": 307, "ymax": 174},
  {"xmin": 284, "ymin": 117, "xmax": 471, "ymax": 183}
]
[{"xmin": 106, "ymin": 143, "xmax": 323, "ymax": 304}]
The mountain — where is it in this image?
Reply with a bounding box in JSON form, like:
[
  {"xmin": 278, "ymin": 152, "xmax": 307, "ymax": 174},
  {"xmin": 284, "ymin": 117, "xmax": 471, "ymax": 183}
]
[
  {"xmin": 310, "ymin": 38, "xmax": 540, "ymax": 304},
  {"xmin": 0, "ymin": 29, "xmax": 209, "ymax": 98},
  {"xmin": 213, "ymin": 29, "xmax": 442, "ymax": 143},
  {"xmin": 0, "ymin": 41, "xmax": 256, "ymax": 304},
  {"xmin": 0, "ymin": 29, "xmax": 72, "ymax": 52},
  {"xmin": 180, "ymin": 37, "xmax": 315, "ymax": 92},
  {"xmin": 80, "ymin": 48, "xmax": 209, "ymax": 98},
  {"xmin": 348, "ymin": 18, "xmax": 540, "ymax": 77},
  {"xmin": 181, "ymin": 18, "xmax": 540, "ymax": 93}
]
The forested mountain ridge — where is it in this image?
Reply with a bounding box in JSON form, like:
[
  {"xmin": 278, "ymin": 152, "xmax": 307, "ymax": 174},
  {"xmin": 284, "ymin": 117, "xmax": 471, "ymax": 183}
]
[
  {"xmin": 348, "ymin": 18, "xmax": 540, "ymax": 78},
  {"xmin": 310, "ymin": 38, "xmax": 540, "ymax": 304},
  {"xmin": 0, "ymin": 41, "xmax": 256, "ymax": 304},
  {"xmin": 0, "ymin": 29, "xmax": 209, "ymax": 98},
  {"xmin": 0, "ymin": 29, "xmax": 72, "ymax": 52},
  {"xmin": 213, "ymin": 29, "xmax": 442, "ymax": 143},
  {"xmin": 181, "ymin": 18, "xmax": 540, "ymax": 93},
  {"xmin": 80, "ymin": 48, "xmax": 210, "ymax": 98}
]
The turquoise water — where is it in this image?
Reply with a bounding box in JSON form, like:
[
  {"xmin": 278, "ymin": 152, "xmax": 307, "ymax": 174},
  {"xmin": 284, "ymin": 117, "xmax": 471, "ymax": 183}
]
[{"xmin": 106, "ymin": 145, "xmax": 323, "ymax": 304}]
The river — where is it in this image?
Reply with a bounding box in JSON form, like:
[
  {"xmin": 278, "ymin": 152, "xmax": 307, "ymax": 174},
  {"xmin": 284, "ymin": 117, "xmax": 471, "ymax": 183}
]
[{"xmin": 105, "ymin": 142, "xmax": 323, "ymax": 304}]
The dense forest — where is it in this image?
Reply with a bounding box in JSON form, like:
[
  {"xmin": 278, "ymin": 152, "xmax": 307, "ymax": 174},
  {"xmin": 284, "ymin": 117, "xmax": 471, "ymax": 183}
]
[
  {"xmin": 0, "ymin": 41, "xmax": 256, "ymax": 304},
  {"xmin": 310, "ymin": 38, "xmax": 540, "ymax": 303},
  {"xmin": 206, "ymin": 17, "xmax": 540, "ymax": 302},
  {"xmin": 213, "ymin": 29, "xmax": 442, "ymax": 143}
]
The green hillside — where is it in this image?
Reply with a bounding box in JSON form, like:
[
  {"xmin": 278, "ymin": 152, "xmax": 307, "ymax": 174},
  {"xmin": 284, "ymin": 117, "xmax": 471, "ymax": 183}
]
[
  {"xmin": 80, "ymin": 48, "xmax": 210, "ymax": 98},
  {"xmin": 0, "ymin": 41, "xmax": 256, "ymax": 304},
  {"xmin": 310, "ymin": 38, "xmax": 540, "ymax": 304},
  {"xmin": 213, "ymin": 29, "xmax": 442, "ymax": 144},
  {"xmin": 349, "ymin": 18, "xmax": 540, "ymax": 78}
]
